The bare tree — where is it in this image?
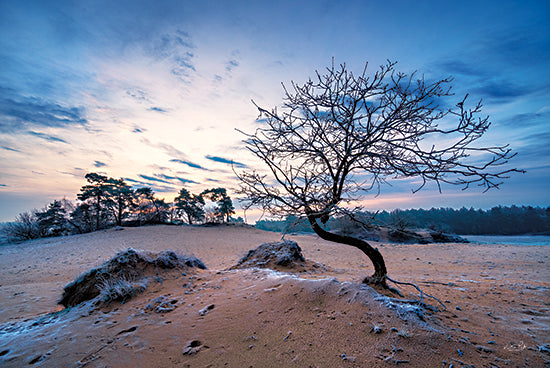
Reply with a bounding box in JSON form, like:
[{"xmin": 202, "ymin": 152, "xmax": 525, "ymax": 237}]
[{"xmin": 237, "ymin": 60, "xmax": 522, "ymax": 288}]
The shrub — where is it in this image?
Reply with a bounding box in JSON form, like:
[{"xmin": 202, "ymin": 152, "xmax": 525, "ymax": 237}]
[{"xmin": 4, "ymin": 211, "xmax": 41, "ymax": 242}]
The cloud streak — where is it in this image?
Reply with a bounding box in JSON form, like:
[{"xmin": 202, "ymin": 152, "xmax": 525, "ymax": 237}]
[
  {"xmin": 170, "ymin": 159, "xmax": 208, "ymax": 170},
  {"xmin": 138, "ymin": 174, "xmax": 171, "ymax": 184},
  {"xmin": 148, "ymin": 107, "xmax": 168, "ymax": 113},
  {"xmin": 27, "ymin": 131, "xmax": 68, "ymax": 144},
  {"xmin": 2, "ymin": 146, "xmax": 21, "ymax": 152},
  {"xmin": 154, "ymin": 173, "xmax": 198, "ymax": 185},
  {"xmin": 140, "ymin": 137, "xmax": 190, "ymax": 159},
  {"xmin": 125, "ymin": 177, "xmax": 177, "ymax": 193},
  {"xmin": 205, "ymin": 155, "xmax": 248, "ymax": 168}
]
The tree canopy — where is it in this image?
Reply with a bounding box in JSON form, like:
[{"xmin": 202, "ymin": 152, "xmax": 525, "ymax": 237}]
[
  {"xmin": 201, "ymin": 187, "xmax": 235, "ymax": 223},
  {"xmin": 174, "ymin": 188, "xmax": 205, "ymax": 224}
]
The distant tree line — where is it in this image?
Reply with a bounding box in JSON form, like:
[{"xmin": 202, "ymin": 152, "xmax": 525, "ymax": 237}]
[
  {"xmin": 255, "ymin": 206, "xmax": 550, "ymax": 236},
  {"xmin": 3, "ymin": 172, "xmax": 239, "ymax": 242}
]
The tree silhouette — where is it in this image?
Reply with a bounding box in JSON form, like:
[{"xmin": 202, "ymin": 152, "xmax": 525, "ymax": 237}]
[
  {"xmin": 237, "ymin": 60, "xmax": 522, "ymax": 288},
  {"xmin": 77, "ymin": 173, "xmax": 111, "ymax": 230},
  {"xmin": 36, "ymin": 200, "xmax": 68, "ymax": 236},
  {"xmin": 105, "ymin": 178, "xmax": 135, "ymax": 226},
  {"xmin": 174, "ymin": 188, "xmax": 205, "ymax": 224},
  {"xmin": 135, "ymin": 187, "xmax": 168, "ymax": 224},
  {"xmin": 70, "ymin": 203, "xmax": 95, "ymax": 233},
  {"xmin": 201, "ymin": 188, "xmax": 235, "ymax": 223}
]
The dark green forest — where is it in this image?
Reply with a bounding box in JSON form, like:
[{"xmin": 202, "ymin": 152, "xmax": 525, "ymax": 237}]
[{"xmin": 255, "ymin": 206, "xmax": 550, "ymax": 236}]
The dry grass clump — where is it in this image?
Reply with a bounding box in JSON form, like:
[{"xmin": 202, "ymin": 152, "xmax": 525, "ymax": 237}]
[
  {"xmin": 59, "ymin": 248, "xmax": 205, "ymax": 307},
  {"xmin": 97, "ymin": 276, "xmax": 149, "ymax": 304}
]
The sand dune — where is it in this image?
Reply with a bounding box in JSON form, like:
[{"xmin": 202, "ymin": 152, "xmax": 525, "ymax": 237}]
[{"xmin": 0, "ymin": 225, "xmax": 548, "ymax": 367}]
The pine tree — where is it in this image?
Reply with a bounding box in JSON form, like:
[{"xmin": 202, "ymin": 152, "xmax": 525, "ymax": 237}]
[{"xmin": 174, "ymin": 188, "xmax": 205, "ymax": 224}]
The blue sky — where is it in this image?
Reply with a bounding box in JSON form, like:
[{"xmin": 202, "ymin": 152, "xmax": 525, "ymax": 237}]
[{"xmin": 1, "ymin": 0, "xmax": 549, "ymax": 222}]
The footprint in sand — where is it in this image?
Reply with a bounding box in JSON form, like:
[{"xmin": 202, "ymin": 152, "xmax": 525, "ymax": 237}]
[{"xmin": 182, "ymin": 340, "xmax": 209, "ymax": 355}]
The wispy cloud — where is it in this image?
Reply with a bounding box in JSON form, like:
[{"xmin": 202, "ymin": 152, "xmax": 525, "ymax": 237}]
[
  {"xmin": 148, "ymin": 107, "xmax": 168, "ymax": 113},
  {"xmin": 435, "ymin": 60, "xmax": 488, "ymax": 78},
  {"xmin": 154, "ymin": 173, "xmax": 198, "ymax": 185},
  {"xmin": 499, "ymin": 110, "xmax": 550, "ymax": 127},
  {"xmin": 177, "ymin": 178, "xmax": 198, "ymax": 184},
  {"xmin": 2, "ymin": 146, "xmax": 20, "ymax": 152},
  {"xmin": 59, "ymin": 168, "xmax": 86, "ymax": 177},
  {"xmin": 471, "ymin": 80, "xmax": 533, "ymax": 103},
  {"xmin": 125, "ymin": 177, "xmax": 177, "ymax": 193},
  {"xmin": 138, "ymin": 174, "xmax": 171, "ymax": 184},
  {"xmin": 205, "ymin": 155, "xmax": 248, "ymax": 168},
  {"xmin": 149, "ymin": 29, "xmax": 196, "ymax": 81},
  {"xmin": 0, "ymin": 87, "xmax": 87, "ymax": 132},
  {"xmin": 481, "ymin": 29, "xmax": 550, "ymax": 68},
  {"xmin": 124, "ymin": 177, "xmax": 148, "ymax": 185},
  {"xmin": 151, "ymin": 185, "xmax": 178, "ymax": 193},
  {"xmin": 225, "ymin": 59, "xmax": 239, "ymax": 72},
  {"xmin": 27, "ymin": 131, "xmax": 68, "ymax": 144},
  {"xmin": 136, "ymin": 173, "xmax": 198, "ymax": 188},
  {"xmin": 170, "ymin": 159, "xmax": 208, "ymax": 170},
  {"xmin": 140, "ymin": 137, "xmax": 189, "ymax": 158},
  {"xmin": 126, "ymin": 88, "xmax": 151, "ymax": 103},
  {"xmin": 93, "ymin": 160, "xmax": 107, "ymax": 168}
]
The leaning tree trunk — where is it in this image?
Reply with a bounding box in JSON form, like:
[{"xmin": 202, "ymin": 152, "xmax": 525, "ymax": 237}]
[{"xmin": 307, "ymin": 215, "xmax": 388, "ymax": 288}]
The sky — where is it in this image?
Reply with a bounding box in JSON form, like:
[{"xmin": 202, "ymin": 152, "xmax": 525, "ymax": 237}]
[{"xmin": 1, "ymin": 0, "xmax": 549, "ymax": 222}]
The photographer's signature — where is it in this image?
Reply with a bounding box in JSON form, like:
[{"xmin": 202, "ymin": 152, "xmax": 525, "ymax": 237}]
[{"xmin": 504, "ymin": 341, "xmax": 527, "ymax": 352}]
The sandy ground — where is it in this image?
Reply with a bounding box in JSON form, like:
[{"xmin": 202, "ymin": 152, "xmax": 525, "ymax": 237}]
[{"xmin": 0, "ymin": 224, "xmax": 548, "ymax": 367}]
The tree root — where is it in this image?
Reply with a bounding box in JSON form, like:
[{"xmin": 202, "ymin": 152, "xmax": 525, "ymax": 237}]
[
  {"xmin": 386, "ymin": 276, "xmax": 447, "ymax": 311},
  {"xmin": 362, "ymin": 275, "xmax": 403, "ymax": 296}
]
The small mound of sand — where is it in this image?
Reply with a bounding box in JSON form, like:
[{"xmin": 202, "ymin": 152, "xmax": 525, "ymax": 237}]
[
  {"xmin": 59, "ymin": 248, "xmax": 205, "ymax": 307},
  {"xmin": 230, "ymin": 240, "xmax": 332, "ymax": 276},
  {"xmin": 233, "ymin": 240, "xmax": 305, "ymax": 268}
]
